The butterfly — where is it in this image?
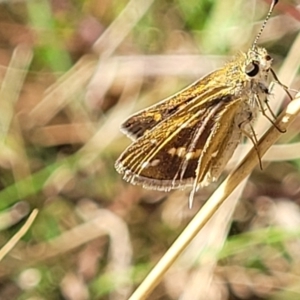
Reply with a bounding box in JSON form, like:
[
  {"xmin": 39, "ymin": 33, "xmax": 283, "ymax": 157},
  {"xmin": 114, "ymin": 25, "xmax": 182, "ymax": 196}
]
[{"xmin": 115, "ymin": 0, "xmax": 289, "ymax": 207}]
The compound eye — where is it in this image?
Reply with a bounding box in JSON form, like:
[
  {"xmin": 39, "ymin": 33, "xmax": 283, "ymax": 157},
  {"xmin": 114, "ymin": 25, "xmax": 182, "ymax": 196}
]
[
  {"xmin": 265, "ymin": 54, "xmax": 272, "ymax": 61},
  {"xmin": 245, "ymin": 61, "xmax": 259, "ymax": 77}
]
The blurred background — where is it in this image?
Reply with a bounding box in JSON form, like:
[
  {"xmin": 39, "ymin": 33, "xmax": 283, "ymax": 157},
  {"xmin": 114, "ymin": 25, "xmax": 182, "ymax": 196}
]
[{"xmin": 0, "ymin": 0, "xmax": 299, "ymax": 299}]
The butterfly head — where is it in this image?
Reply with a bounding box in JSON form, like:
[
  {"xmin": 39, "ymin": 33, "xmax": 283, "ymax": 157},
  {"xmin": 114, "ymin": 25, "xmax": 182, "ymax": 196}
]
[{"xmin": 243, "ymin": 47, "xmax": 273, "ymax": 79}]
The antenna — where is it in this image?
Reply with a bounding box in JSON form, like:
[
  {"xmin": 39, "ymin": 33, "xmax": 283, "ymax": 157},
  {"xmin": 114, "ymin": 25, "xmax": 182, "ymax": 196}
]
[{"xmin": 252, "ymin": 0, "xmax": 279, "ymax": 49}]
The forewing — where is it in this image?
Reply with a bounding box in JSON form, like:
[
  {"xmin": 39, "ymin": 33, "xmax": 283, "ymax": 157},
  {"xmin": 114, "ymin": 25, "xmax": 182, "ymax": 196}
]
[{"xmin": 121, "ymin": 68, "xmax": 228, "ymax": 140}]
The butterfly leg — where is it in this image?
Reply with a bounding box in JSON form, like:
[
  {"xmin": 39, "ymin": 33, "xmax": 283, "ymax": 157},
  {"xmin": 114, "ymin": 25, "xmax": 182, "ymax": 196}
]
[
  {"xmin": 254, "ymin": 93, "xmax": 286, "ymax": 133},
  {"xmin": 270, "ymin": 68, "xmax": 293, "ymax": 101},
  {"xmin": 238, "ymin": 112, "xmax": 263, "ymax": 170}
]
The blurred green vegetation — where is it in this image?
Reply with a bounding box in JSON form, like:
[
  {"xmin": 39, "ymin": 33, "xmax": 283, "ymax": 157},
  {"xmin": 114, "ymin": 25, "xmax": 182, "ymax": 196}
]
[{"xmin": 0, "ymin": 0, "xmax": 299, "ymax": 299}]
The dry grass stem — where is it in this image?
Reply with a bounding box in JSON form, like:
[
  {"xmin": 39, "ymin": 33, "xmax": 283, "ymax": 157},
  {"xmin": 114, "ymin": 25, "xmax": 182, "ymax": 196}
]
[
  {"xmin": 129, "ymin": 92, "xmax": 300, "ymax": 300},
  {"xmin": 0, "ymin": 209, "xmax": 38, "ymax": 262}
]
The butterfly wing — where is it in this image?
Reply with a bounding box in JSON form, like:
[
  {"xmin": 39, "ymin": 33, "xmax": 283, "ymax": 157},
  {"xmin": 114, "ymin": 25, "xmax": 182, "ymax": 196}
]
[
  {"xmin": 115, "ymin": 92, "xmax": 245, "ymax": 191},
  {"xmin": 121, "ymin": 68, "xmax": 229, "ymax": 140}
]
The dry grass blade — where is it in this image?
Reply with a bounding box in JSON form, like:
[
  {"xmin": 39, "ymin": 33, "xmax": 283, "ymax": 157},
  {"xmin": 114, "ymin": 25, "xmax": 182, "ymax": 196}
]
[
  {"xmin": 0, "ymin": 46, "xmax": 32, "ymax": 140},
  {"xmin": 129, "ymin": 92, "xmax": 300, "ymax": 300},
  {"xmin": 0, "ymin": 209, "xmax": 38, "ymax": 262},
  {"xmin": 92, "ymin": 0, "xmax": 155, "ymax": 57},
  {"xmin": 28, "ymin": 56, "xmax": 97, "ymax": 128}
]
